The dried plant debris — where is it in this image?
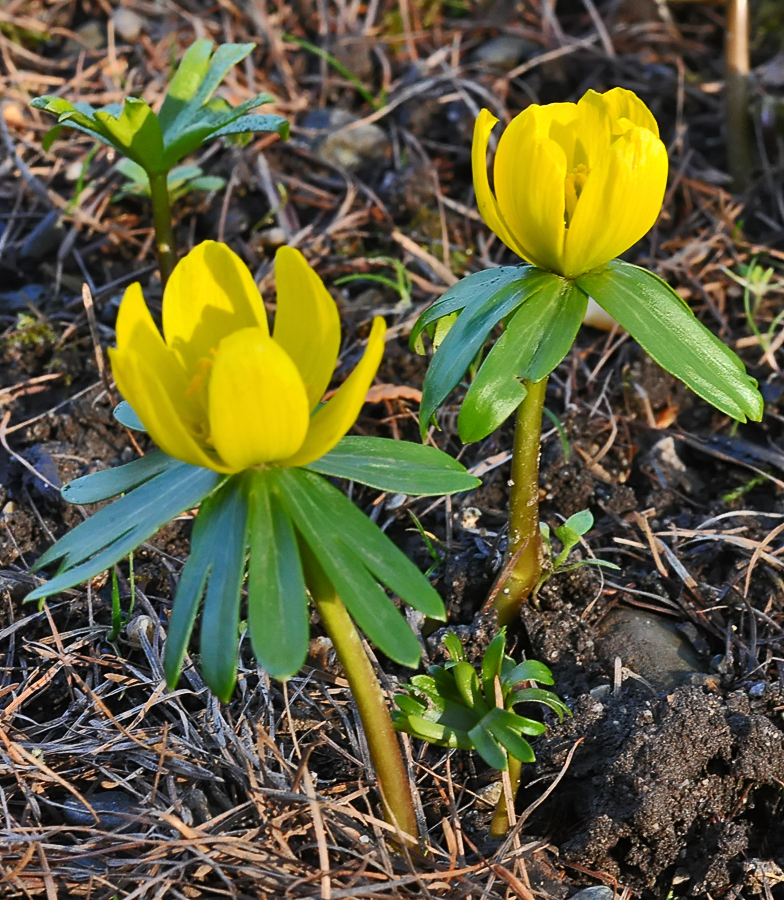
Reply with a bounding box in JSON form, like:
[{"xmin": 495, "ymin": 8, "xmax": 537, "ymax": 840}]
[{"xmin": 2, "ymin": 0, "xmax": 784, "ymax": 896}]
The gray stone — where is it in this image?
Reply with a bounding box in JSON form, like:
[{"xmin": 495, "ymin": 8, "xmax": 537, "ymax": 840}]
[
  {"xmin": 568, "ymin": 888, "xmax": 614, "ymax": 900},
  {"xmin": 63, "ymin": 21, "xmax": 105, "ymax": 54},
  {"xmin": 472, "ymin": 35, "xmax": 537, "ymax": 72},
  {"xmin": 569, "ymin": 884, "xmax": 614, "ymax": 900},
  {"xmin": 304, "ymin": 108, "xmax": 390, "ymax": 173},
  {"xmin": 596, "ymin": 608, "xmax": 705, "ymax": 691},
  {"xmin": 112, "ymin": 7, "xmax": 145, "ymax": 42}
]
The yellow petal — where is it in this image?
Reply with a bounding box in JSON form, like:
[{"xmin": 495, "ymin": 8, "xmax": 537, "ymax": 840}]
[
  {"xmin": 601, "ymin": 87, "xmax": 659, "ymax": 137},
  {"xmin": 113, "ymin": 282, "xmax": 201, "ymax": 422},
  {"xmin": 562, "ymin": 127, "xmax": 668, "ymax": 277},
  {"xmin": 208, "ymin": 328, "xmax": 310, "ymax": 470},
  {"xmin": 494, "ymin": 105, "xmax": 568, "ymax": 274},
  {"xmin": 543, "ymin": 101, "xmax": 581, "ymax": 169},
  {"xmin": 472, "ymin": 109, "xmax": 539, "ymax": 265},
  {"xmin": 162, "ymin": 241, "xmax": 268, "ymax": 373},
  {"xmin": 280, "ymin": 316, "xmax": 386, "ymax": 468},
  {"xmin": 109, "ymin": 346, "xmax": 227, "ymax": 471},
  {"xmin": 574, "ymin": 90, "xmax": 612, "ymax": 168},
  {"xmin": 272, "ymin": 247, "xmax": 341, "ymax": 411}
]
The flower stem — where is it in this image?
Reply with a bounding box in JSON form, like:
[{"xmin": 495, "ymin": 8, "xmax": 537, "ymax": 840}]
[
  {"xmin": 725, "ymin": 0, "xmax": 752, "ymax": 193},
  {"xmin": 489, "ymin": 754, "xmax": 522, "ymax": 837},
  {"xmin": 149, "ymin": 172, "xmax": 176, "ymax": 286},
  {"xmin": 306, "ymin": 554, "xmax": 419, "ymax": 844},
  {"xmin": 494, "ymin": 377, "xmax": 548, "ymax": 626}
]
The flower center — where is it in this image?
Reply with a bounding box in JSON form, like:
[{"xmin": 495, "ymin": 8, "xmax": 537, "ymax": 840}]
[
  {"xmin": 184, "ymin": 351, "xmax": 217, "ymax": 445},
  {"xmin": 564, "ymin": 163, "xmax": 589, "ymax": 227}
]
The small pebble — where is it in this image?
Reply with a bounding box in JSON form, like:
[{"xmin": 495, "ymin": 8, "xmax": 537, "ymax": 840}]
[
  {"xmin": 568, "ymin": 887, "xmax": 614, "ymax": 900},
  {"xmin": 472, "ymin": 35, "xmax": 537, "ymax": 71},
  {"xmin": 63, "ymin": 21, "xmax": 106, "ymax": 54},
  {"xmin": 304, "ymin": 108, "xmax": 390, "ymax": 173},
  {"xmin": 124, "ymin": 615, "xmax": 155, "ymax": 649},
  {"xmin": 596, "ymin": 608, "xmax": 704, "ymax": 692},
  {"xmin": 112, "ymin": 6, "xmax": 144, "ymax": 42}
]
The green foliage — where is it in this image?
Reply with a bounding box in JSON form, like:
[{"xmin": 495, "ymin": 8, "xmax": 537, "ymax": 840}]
[
  {"xmin": 413, "ymin": 260, "xmax": 764, "ymax": 442},
  {"xmin": 114, "ymin": 159, "xmax": 225, "ymax": 204},
  {"xmin": 31, "ymin": 40, "xmax": 288, "ymax": 177},
  {"xmin": 282, "ymin": 34, "xmax": 382, "ymax": 109},
  {"xmin": 575, "ymin": 261, "xmax": 763, "ymax": 423},
  {"xmin": 27, "ymin": 405, "xmax": 481, "ymax": 699},
  {"xmin": 724, "ymin": 257, "xmax": 784, "ymax": 367},
  {"xmin": 392, "ymin": 628, "xmax": 569, "ymax": 770},
  {"xmin": 305, "ymin": 435, "xmax": 480, "ymax": 495},
  {"xmin": 537, "ymin": 508, "xmax": 619, "ymax": 596},
  {"xmin": 335, "ymin": 257, "xmax": 413, "ymax": 308},
  {"xmin": 107, "ymin": 554, "xmax": 135, "ymax": 642},
  {"xmin": 457, "ymin": 276, "xmax": 587, "ymax": 442},
  {"xmin": 411, "ymin": 266, "xmax": 557, "ymax": 438}
]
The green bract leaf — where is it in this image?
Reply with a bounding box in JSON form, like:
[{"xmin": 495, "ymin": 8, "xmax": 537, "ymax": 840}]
[
  {"xmin": 114, "ymin": 400, "xmax": 146, "ymax": 431},
  {"xmin": 417, "ymin": 267, "xmax": 555, "ymax": 437},
  {"xmin": 61, "ymin": 451, "xmax": 179, "ymax": 504},
  {"xmin": 577, "ymin": 261, "xmax": 764, "ymax": 422},
  {"xmin": 280, "ymin": 468, "xmax": 444, "ymax": 618},
  {"xmin": 305, "ymin": 436, "xmax": 480, "ymax": 495},
  {"xmin": 458, "ymin": 276, "xmax": 587, "ymax": 442},
  {"xmin": 27, "ymin": 463, "xmax": 222, "ymax": 602},
  {"xmin": 209, "ymin": 113, "xmax": 289, "ymax": 140},
  {"xmin": 198, "ymin": 476, "xmax": 249, "ymax": 702},
  {"xmin": 276, "ymin": 468, "xmax": 435, "ymax": 667},
  {"xmin": 410, "ymin": 266, "xmax": 526, "ymax": 348},
  {"xmin": 163, "ymin": 482, "xmax": 230, "ymax": 690},
  {"xmin": 246, "ymin": 471, "xmax": 309, "ymax": 680}
]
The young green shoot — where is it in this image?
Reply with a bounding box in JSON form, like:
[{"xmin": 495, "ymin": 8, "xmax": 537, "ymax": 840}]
[
  {"xmin": 392, "ymin": 628, "xmax": 569, "ymax": 836},
  {"xmin": 31, "ymin": 40, "xmax": 289, "ymax": 283}
]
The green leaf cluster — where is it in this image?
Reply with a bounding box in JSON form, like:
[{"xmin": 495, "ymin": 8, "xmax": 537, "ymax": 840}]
[
  {"xmin": 113, "ymin": 159, "xmax": 225, "ymax": 204},
  {"xmin": 30, "ymin": 40, "xmax": 289, "ymax": 177},
  {"xmin": 28, "ymin": 409, "xmax": 480, "ymax": 701},
  {"xmin": 392, "ymin": 629, "xmax": 569, "ymax": 770},
  {"xmin": 540, "ymin": 508, "xmax": 619, "ymax": 578},
  {"xmin": 413, "ymin": 261, "xmax": 764, "ymax": 442}
]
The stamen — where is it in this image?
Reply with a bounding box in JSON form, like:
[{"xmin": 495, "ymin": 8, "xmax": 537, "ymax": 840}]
[{"xmin": 564, "ymin": 163, "xmax": 589, "ymax": 226}]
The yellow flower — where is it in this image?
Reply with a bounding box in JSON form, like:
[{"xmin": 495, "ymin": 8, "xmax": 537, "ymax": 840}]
[
  {"xmin": 109, "ymin": 241, "xmax": 386, "ymax": 473},
  {"xmin": 473, "ymin": 88, "xmax": 668, "ymax": 278}
]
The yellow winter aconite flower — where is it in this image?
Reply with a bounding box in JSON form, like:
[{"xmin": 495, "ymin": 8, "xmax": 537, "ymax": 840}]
[
  {"xmin": 473, "ymin": 87, "xmax": 668, "ymax": 279},
  {"xmin": 109, "ymin": 241, "xmax": 386, "ymax": 473}
]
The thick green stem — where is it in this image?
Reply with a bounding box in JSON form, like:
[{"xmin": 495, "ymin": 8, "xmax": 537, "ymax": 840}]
[
  {"xmin": 490, "ymin": 755, "xmax": 522, "ymax": 838},
  {"xmin": 149, "ymin": 172, "xmax": 176, "ymax": 286},
  {"xmin": 725, "ymin": 0, "xmax": 752, "ymax": 192},
  {"xmin": 494, "ymin": 377, "xmax": 548, "ymax": 626},
  {"xmin": 307, "ymin": 556, "xmax": 419, "ymax": 843}
]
